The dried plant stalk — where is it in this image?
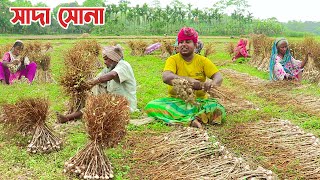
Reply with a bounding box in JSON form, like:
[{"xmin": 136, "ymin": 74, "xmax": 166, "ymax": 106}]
[
  {"xmin": 84, "ymin": 94, "xmax": 130, "ymax": 147},
  {"xmin": 130, "ymin": 127, "xmax": 277, "ymax": 179},
  {"xmin": 249, "ymin": 34, "xmax": 274, "ymax": 69},
  {"xmin": 60, "ymin": 42, "xmax": 97, "ymax": 113},
  {"xmin": 64, "ymin": 94, "xmax": 130, "ymax": 179},
  {"xmin": 0, "ymin": 98, "xmax": 62, "ymax": 153},
  {"xmin": 225, "ymin": 42, "xmax": 235, "ymax": 56},
  {"xmin": 0, "ymin": 44, "xmax": 12, "ymax": 58},
  {"xmin": 64, "ymin": 141, "xmax": 113, "ymax": 180},
  {"xmin": 228, "ymin": 119, "xmax": 320, "ymax": 179}
]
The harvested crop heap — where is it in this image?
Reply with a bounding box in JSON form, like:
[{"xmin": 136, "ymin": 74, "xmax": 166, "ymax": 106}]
[
  {"xmin": 60, "ymin": 40, "xmax": 98, "ymax": 113},
  {"xmin": 0, "ymin": 98, "xmax": 62, "ymax": 153},
  {"xmin": 228, "ymin": 119, "xmax": 320, "ymax": 179},
  {"xmin": 248, "ymin": 34, "xmax": 274, "ymax": 72},
  {"xmin": 64, "ymin": 94, "xmax": 130, "ymax": 180},
  {"xmin": 207, "ymin": 85, "xmax": 256, "ymax": 113},
  {"xmin": 131, "ymin": 127, "xmax": 277, "ymax": 179}
]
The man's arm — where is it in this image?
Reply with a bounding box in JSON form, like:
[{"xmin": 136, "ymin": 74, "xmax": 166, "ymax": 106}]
[
  {"xmin": 162, "ymin": 70, "xmax": 179, "ymax": 85},
  {"xmin": 87, "ymin": 70, "xmax": 118, "ymax": 87},
  {"xmin": 211, "ymin": 72, "xmax": 223, "ymax": 86}
]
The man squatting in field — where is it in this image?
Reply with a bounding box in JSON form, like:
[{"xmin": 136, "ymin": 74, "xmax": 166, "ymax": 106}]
[{"xmin": 57, "ymin": 44, "xmax": 137, "ymax": 123}]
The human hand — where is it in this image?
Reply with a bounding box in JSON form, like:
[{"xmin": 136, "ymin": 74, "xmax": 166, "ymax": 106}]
[
  {"xmin": 12, "ymin": 60, "xmax": 20, "ymax": 65},
  {"xmin": 203, "ymin": 80, "xmax": 217, "ymax": 92},
  {"xmin": 86, "ymin": 78, "xmax": 99, "ymax": 88},
  {"xmin": 185, "ymin": 77, "xmax": 202, "ymax": 90}
]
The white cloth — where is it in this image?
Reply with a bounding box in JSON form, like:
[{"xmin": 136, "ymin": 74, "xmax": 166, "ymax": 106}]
[{"xmin": 92, "ymin": 60, "xmax": 137, "ymax": 112}]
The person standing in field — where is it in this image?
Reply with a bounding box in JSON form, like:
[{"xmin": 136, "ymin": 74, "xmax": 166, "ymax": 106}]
[
  {"xmin": 57, "ymin": 44, "xmax": 138, "ymax": 123},
  {"xmin": 269, "ymin": 38, "xmax": 310, "ymax": 82},
  {"xmin": 0, "ymin": 40, "xmax": 37, "ymax": 84},
  {"xmin": 145, "ymin": 27, "xmax": 226, "ymax": 129}
]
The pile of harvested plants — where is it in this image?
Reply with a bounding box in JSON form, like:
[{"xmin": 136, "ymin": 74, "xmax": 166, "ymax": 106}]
[
  {"xmin": 0, "ymin": 97, "xmax": 62, "ymax": 153},
  {"xmin": 130, "ymin": 127, "xmax": 277, "ymax": 179},
  {"xmin": 64, "ymin": 94, "xmax": 130, "ymax": 180},
  {"xmin": 228, "ymin": 119, "xmax": 320, "ymax": 179},
  {"xmin": 21, "ymin": 41, "xmax": 54, "ymax": 82},
  {"xmin": 59, "ymin": 41, "xmax": 97, "ymax": 113}
]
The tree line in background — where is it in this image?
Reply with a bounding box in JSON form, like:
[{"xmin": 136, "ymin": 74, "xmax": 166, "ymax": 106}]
[{"xmin": 0, "ymin": 0, "xmax": 318, "ymax": 36}]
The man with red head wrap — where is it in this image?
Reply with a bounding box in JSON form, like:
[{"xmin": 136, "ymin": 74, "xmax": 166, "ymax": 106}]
[{"xmin": 145, "ymin": 27, "xmax": 226, "ymax": 128}]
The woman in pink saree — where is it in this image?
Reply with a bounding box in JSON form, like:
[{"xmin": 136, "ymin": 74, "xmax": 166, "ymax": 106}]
[
  {"xmin": 232, "ymin": 39, "xmax": 251, "ymax": 62},
  {"xmin": 0, "ymin": 40, "xmax": 37, "ymax": 84}
]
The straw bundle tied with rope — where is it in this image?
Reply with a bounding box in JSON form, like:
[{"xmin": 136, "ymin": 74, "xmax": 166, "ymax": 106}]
[
  {"xmin": 64, "ymin": 94, "xmax": 130, "ymax": 180},
  {"xmin": 131, "ymin": 127, "xmax": 277, "ymax": 179},
  {"xmin": 0, "ymin": 97, "xmax": 62, "ymax": 154}
]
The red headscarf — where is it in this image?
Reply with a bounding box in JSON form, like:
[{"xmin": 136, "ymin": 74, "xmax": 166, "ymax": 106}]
[{"xmin": 177, "ymin": 27, "xmax": 198, "ymax": 44}]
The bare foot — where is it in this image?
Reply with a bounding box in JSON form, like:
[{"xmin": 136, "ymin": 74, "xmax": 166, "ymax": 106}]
[
  {"xmin": 190, "ymin": 119, "xmax": 202, "ymax": 129},
  {"xmin": 210, "ymin": 109, "xmax": 223, "ymax": 125},
  {"xmin": 56, "ymin": 111, "xmax": 69, "ymax": 123},
  {"xmin": 0, "ymin": 80, "xmax": 6, "ymax": 85}
]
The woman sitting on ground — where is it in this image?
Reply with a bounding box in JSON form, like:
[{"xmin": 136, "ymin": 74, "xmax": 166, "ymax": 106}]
[
  {"xmin": 269, "ymin": 38, "xmax": 310, "ymax": 82},
  {"xmin": 232, "ymin": 38, "xmax": 251, "ymax": 62},
  {"xmin": 0, "ymin": 40, "xmax": 37, "ymax": 84}
]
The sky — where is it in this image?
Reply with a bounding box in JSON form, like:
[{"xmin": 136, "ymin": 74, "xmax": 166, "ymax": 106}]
[{"xmin": 26, "ymin": 0, "xmax": 320, "ymax": 22}]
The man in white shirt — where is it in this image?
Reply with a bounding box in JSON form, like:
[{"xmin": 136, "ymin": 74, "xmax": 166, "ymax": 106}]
[{"xmin": 57, "ymin": 44, "xmax": 137, "ymax": 123}]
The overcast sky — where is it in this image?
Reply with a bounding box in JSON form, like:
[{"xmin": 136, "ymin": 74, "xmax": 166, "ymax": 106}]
[{"xmin": 27, "ymin": 0, "xmax": 320, "ymax": 22}]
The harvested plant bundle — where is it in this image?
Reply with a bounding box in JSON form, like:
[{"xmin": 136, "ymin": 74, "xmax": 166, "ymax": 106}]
[
  {"xmin": 204, "ymin": 43, "xmax": 215, "ymax": 57},
  {"xmin": 74, "ymin": 40, "xmax": 101, "ymax": 57},
  {"xmin": 160, "ymin": 39, "xmax": 175, "ymax": 57},
  {"xmin": 0, "ymin": 44, "xmax": 12, "ymax": 58},
  {"xmin": 19, "ymin": 41, "xmax": 54, "ymax": 83},
  {"xmin": 126, "ymin": 40, "xmax": 148, "ymax": 56},
  {"xmin": 64, "ymin": 94, "xmax": 130, "ymax": 179},
  {"xmin": 172, "ymin": 78, "xmax": 196, "ymax": 105},
  {"xmin": 22, "ymin": 41, "xmax": 52, "ymax": 70},
  {"xmin": 60, "ymin": 43, "xmax": 97, "ymax": 113},
  {"xmin": 131, "ymin": 127, "xmax": 277, "ymax": 179},
  {"xmin": 225, "ymin": 42, "xmax": 235, "ymax": 56},
  {"xmin": 290, "ymin": 37, "xmax": 320, "ymax": 83},
  {"xmin": 0, "ymin": 98, "xmax": 62, "ymax": 153},
  {"xmin": 249, "ymin": 34, "xmax": 274, "ymax": 70}
]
